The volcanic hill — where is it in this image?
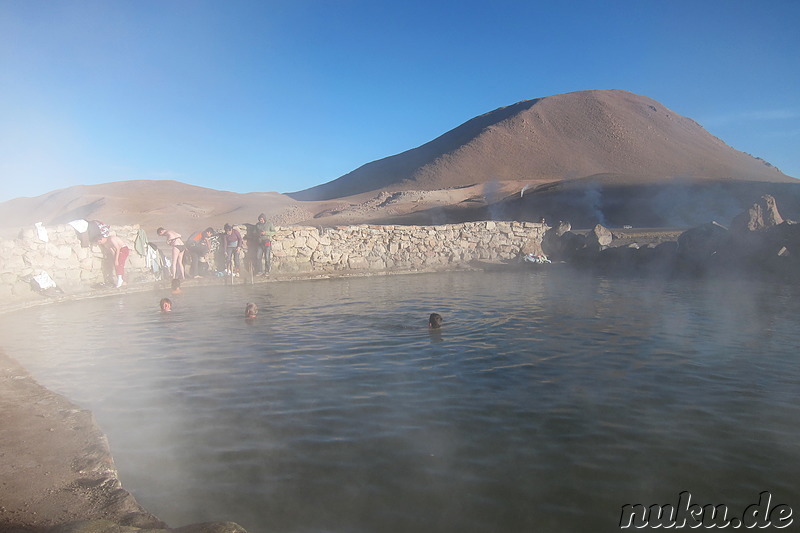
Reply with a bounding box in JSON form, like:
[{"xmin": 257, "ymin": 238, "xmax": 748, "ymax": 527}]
[
  {"xmin": 1, "ymin": 89, "xmax": 797, "ymax": 235},
  {"xmin": 289, "ymin": 89, "xmax": 794, "ymax": 201}
]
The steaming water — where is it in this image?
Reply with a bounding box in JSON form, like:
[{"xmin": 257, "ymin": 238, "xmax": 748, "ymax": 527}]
[{"xmin": 2, "ymin": 270, "xmax": 799, "ymax": 533}]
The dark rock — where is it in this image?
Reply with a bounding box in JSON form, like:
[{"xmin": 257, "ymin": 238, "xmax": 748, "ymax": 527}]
[
  {"xmin": 541, "ymin": 226, "xmax": 586, "ymax": 261},
  {"xmin": 676, "ymin": 221, "xmax": 729, "ymax": 273},
  {"xmin": 559, "ymin": 231, "xmax": 589, "ymax": 262},
  {"xmin": 596, "ymin": 245, "xmax": 639, "ymax": 273},
  {"xmin": 771, "ymin": 220, "xmax": 800, "ymax": 256},
  {"xmin": 554, "ymin": 221, "xmax": 571, "ymax": 237}
]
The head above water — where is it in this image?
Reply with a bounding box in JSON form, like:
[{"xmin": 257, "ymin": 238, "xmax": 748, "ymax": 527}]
[
  {"xmin": 245, "ymin": 302, "xmax": 258, "ymax": 318},
  {"xmin": 160, "ymin": 298, "xmax": 172, "ymax": 312},
  {"xmin": 429, "ymin": 313, "xmax": 443, "ymax": 329}
]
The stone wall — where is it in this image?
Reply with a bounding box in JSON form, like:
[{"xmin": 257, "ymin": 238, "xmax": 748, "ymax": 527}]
[
  {"xmin": 268, "ymin": 221, "xmax": 545, "ymax": 273},
  {"xmin": 0, "ymin": 221, "xmax": 546, "ymax": 301},
  {"xmin": 0, "ymin": 224, "xmax": 148, "ymax": 300}
]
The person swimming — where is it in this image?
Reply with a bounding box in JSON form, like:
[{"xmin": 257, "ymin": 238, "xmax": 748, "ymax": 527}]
[
  {"xmin": 160, "ymin": 298, "xmax": 172, "ymax": 312},
  {"xmin": 245, "ymin": 302, "xmax": 258, "ymax": 318},
  {"xmin": 428, "ymin": 313, "xmax": 443, "ymax": 329}
]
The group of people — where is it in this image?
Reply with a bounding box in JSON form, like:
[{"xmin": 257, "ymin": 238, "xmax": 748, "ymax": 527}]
[
  {"xmin": 156, "ymin": 213, "xmax": 276, "ymax": 280},
  {"xmin": 87, "ymin": 213, "xmax": 275, "ymax": 289}
]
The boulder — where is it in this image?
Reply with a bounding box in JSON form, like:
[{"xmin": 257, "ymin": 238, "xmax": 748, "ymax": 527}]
[
  {"xmin": 585, "ymin": 224, "xmax": 613, "ymax": 249},
  {"xmin": 541, "ymin": 227, "xmax": 585, "ymax": 261},
  {"xmin": 554, "ymin": 220, "xmax": 571, "ymax": 237},
  {"xmin": 676, "ymin": 221, "xmax": 729, "ymax": 272},
  {"xmin": 770, "ymin": 220, "xmax": 800, "ymax": 256},
  {"xmin": 730, "ymin": 194, "xmax": 784, "ymax": 234}
]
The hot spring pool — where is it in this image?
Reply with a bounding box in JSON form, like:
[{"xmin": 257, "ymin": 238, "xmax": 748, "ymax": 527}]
[{"xmin": 1, "ymin": 270, "xmax": 798, "ymax": 532}]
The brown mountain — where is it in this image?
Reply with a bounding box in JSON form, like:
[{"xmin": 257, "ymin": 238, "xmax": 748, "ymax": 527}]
[
  {"xmin": 0, "ymin": 181, "xmax": 311, "ymax": 239},
  {"xmin": 289, "ymin": 89, "xmax": 795, "ymax": 202},
  {"xmin": 1, "ymin": 89, "xmax": 798, "ymax": 235}
]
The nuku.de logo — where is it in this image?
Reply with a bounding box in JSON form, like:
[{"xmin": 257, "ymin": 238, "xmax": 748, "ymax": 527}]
[{"xmin": 620, "ymin": 491, "xmax": 793, "ymax": 529}]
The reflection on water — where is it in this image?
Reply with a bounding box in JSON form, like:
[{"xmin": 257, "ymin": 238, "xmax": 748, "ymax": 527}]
[{"xmin": 2, "ymin": 270, "xmax": 799, "ymax": 533}]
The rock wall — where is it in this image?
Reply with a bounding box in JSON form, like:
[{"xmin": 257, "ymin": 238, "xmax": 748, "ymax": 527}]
[
  {"xmin": 0, "ymin": 221, "xmax": 546, "ymax": 300},
  {"xmin": 0, "ymin": 224, "xmax": 148, "ymax": 300},
  {"xmin": 269, "ymin": 221, "xmax": 545, "ymax": 273}
]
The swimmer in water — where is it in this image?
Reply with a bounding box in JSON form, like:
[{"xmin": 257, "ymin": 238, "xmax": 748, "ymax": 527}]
[
  {"xmin": 160, "ymin": 298, "xmax": 172, "ymax": 312},
  {"xmin": 245, "ymin": 302, "xmax": 258, "ymax": 319},
  {"xmin": 428, "ymin": 313, "xmax": 443, "ymax": 329}
]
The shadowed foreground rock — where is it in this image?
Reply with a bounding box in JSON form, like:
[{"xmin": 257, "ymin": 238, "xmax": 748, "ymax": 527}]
[{"xmin": 0, "ymin": 349, "xmax": 248, "ymax": 533}]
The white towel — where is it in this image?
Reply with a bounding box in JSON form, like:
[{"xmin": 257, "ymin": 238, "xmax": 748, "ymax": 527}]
[
  {"xmin": 35, "ymin": 222, "xmax": 49, "ymax": 242},
  {"xmin": 32, "ymin": 271, "xmax": 57, "ymax": 290},
  {"xmin": 68, "ymin": 219, "xmax": 89, "ymax": 233}
]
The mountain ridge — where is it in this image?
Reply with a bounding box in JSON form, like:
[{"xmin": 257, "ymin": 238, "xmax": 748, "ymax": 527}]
[
  {"xmin": 0, "ymin": 89, "xmax": 797, "ymax": 236},
  {"xmin": 289, "ymin": 89, "xmax": 792, "ymax": 201}
]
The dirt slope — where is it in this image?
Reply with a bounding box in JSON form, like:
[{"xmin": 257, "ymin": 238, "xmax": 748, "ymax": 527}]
[{"xmin": 289, "ymin": 89, "xmax": 793, "ymax": 201}]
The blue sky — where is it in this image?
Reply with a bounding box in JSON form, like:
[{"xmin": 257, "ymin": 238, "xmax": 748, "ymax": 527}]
[{"xmin": 1, "ymin": 0, "xmax": 798, "ymax": 202}]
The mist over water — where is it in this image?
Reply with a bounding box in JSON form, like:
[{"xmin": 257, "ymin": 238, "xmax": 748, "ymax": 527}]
[{"xmin": 2, "ymin": 270, "xmax": 799, "ymax": 533}]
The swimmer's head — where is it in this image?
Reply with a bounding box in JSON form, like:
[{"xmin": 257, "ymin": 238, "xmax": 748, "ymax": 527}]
[
  {"xmin": 245, "ymin": 302, "xmax": 258, "ymax": 318},
  {"xmin": 160, "ymin": 298, "xmax": 172, "ymax": 312},
  {"xmin": 428, "ymin": 313, "xmax": 443, "ymax": 329}
]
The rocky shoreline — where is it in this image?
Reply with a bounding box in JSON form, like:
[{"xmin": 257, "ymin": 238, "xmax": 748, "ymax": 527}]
[
  {"xmin": 0, "ymin": 347, "xmax": 249, "ymax": 533},
  {"xmin": 542, "ymin": 195, "xmax": 800, "ymax": 282}
]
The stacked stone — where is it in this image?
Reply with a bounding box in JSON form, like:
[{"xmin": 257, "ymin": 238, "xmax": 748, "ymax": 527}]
[
  {"xmin": 0, "ymin": 220, "xmax": 546, "ymax": 302},
  {"xmin": 0, "ymin": 224, "xmax": 148, "ymax": 299},
  {"xmin": 270, "ymin": 221, "xmax": 544, "ymax": 273}
]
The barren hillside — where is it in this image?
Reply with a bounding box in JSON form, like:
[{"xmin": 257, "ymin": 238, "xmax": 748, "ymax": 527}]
[
  {"xmin": 1, "ymin": 89, "xmax": 797, "ymax": 235},
  {"xmin": 289, "ymin": 89, "xmax": 793, "ymax": 201},
  {"xmin": 0, "ymin": 181, "xmax": 311, "ymax": 239}
]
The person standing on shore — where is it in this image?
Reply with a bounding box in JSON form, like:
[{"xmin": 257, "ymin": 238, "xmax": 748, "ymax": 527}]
[
  {"xmin": 99, "ymin": 233, "xmax": 130, "ymax": 288},
  {"xmin": 157, "ymin": 227, "xmax": 186, "ymax": 280},
  {"xmin": 255, "ymin": 213, "xmax": 275, "ymax": 275},
  {"xmin": 221, "ymin": 223, "xmax": 243, "ymax": 274}
]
